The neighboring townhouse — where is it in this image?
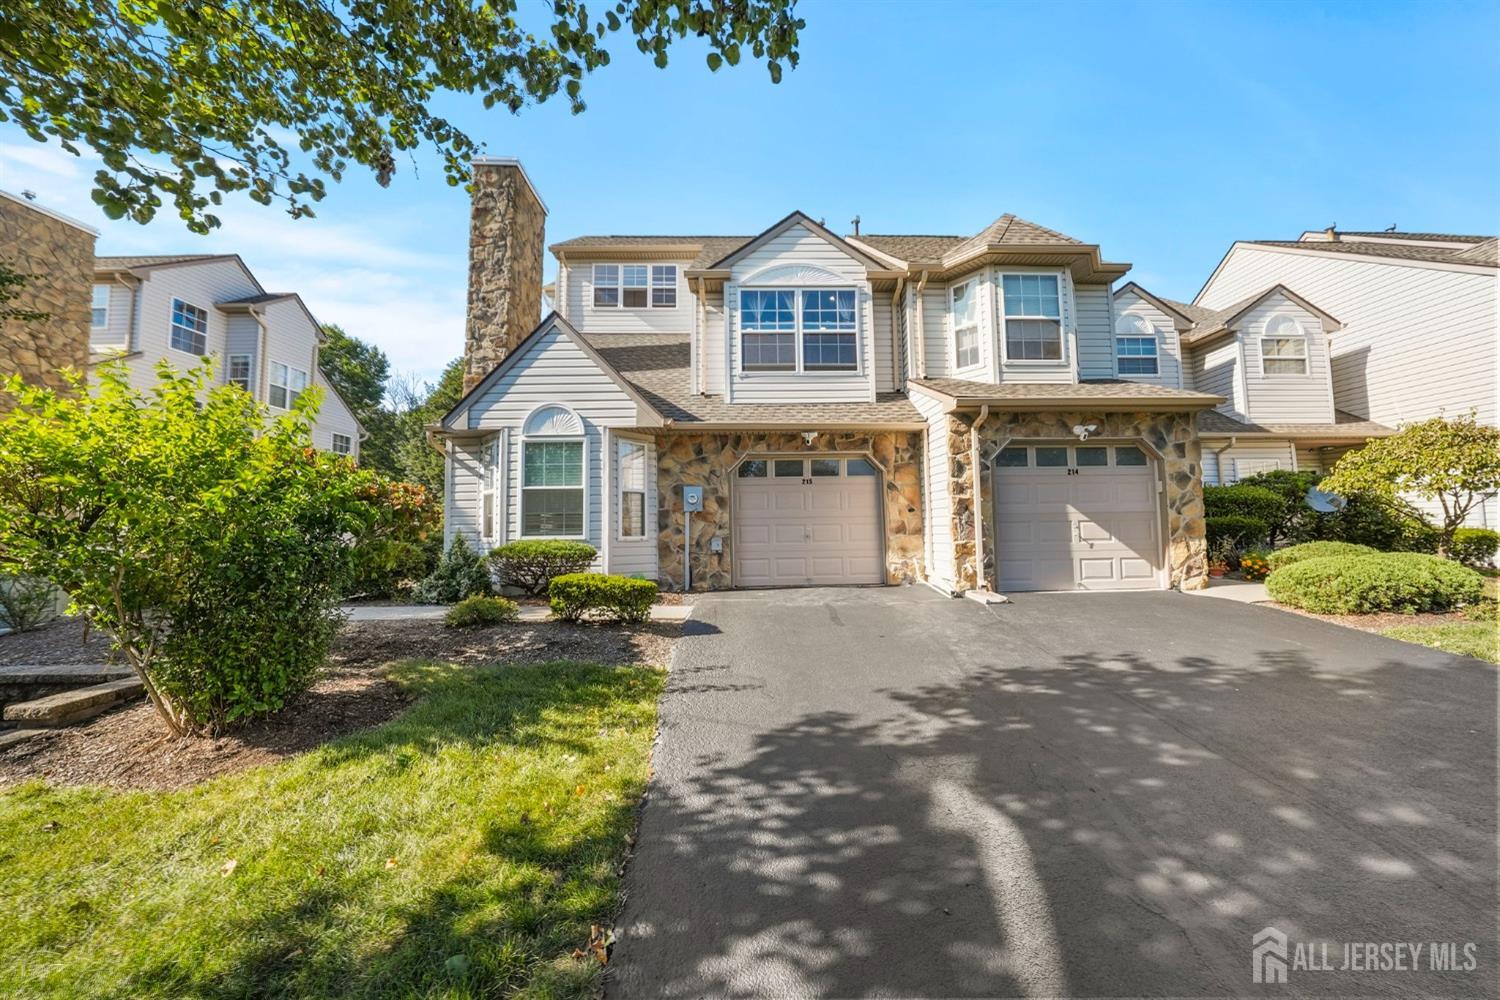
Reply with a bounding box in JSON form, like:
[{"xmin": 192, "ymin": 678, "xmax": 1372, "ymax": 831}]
[
  {"xmin": 90, "ymin": 254, "xmax": 363, "ymax": 457},
  {"xmin": 1111, "ymin": 281, "xmax": 1392, "ymax": 485},
  {"xmin": 1194, "ymin": 229, "xmax": 1498, "ymax": 525},
  {"xmin": 0, "ymin": 190, "xmax": 95, "ymax": 406},
  {"xmin": 436, "ymin": 159, "xmax": 1224, "ymax": 596}
]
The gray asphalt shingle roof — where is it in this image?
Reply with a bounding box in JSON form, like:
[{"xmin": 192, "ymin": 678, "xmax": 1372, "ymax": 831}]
[
  {"xmin": 94, "ymin": 254, "xmax": 222, "ymax": 270},
  {"xmin": 1247, "ymin": 238, "xmax": 1498, "ymax": 268},
  {"xmin": 1197, "ymin": 408, "xmax": 1392, "ymax": 438},
  {"xmin": 911, "ymin": 377, "xmax": 1220, "ymax": 404}
]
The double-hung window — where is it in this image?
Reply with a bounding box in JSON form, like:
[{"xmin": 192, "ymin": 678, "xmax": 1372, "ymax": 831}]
[
  {"xmin": 618, "ymin": 439, "xmax": 647, "ymax": 538},
  {"xmin": 331, "ymin": 433, "xmax": 353, "ymax": 456},
  {"xmin": 91, "ymin": 285, "xmax": 110, "ymax": 329},
  {"xmin": 1261, "ymin": 315, "xmax": 1308, "ymax": 375},
  {"xmin": 169, "ymin": 299, "xmax": 208, "ymax": 355},
  {"xmin": 594, "ymin": 264, "xmax": 676, "ymax": 308},
  {"xmin": 950, "ymin": 279, "xmax": 980, "ymax": 369},
  {"xmin": 481, "ymin": 436, "xmax": 501, "ymax": 541},
  {"xmin": 740, "ymin": 288, "xmax": 857, "ymax": 372},
  {"xmin": 1114, "ymin": 314, "xmax": 1159, "ymax": 375},
  {"xmin": 1000, "ymin": 274, "xmax": 1063, "ymax": 361},
  {"xmin": 269, "ymin": 362, "xmax": 308, "ymax": 409},
  {"xmin": 522, "ymin": 438, "xmax": 584, "ymax": 537},
  {"xmin": 227, "ymin": 354, "xmax": 252, "ymax": 391}
]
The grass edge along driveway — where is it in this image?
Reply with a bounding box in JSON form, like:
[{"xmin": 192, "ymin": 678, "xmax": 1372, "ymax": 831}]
[{"xmin": 0, "ymin": 660, "xmax": 665, "ymax": 1000}]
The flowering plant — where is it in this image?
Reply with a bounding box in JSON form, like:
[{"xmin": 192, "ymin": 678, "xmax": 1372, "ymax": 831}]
[{"xmin": 1239, "ymin": 552, "xmax": 1271, "ymax": 581}]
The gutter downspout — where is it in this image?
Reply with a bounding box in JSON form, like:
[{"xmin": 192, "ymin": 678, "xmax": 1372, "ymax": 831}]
[
  {"xmin": 914, "ymin": 270, "xmax": 930, "ymax": 379},
  {"xmin": 969, "ymin": 404, "xmax": 991, "ymax": 596},
  {"xmin": 1211, "ymin": 435, "xmax": 1237, "ymax": 485},
  {"xmin": 250, "ymin": 306, "xmax": 270, "ymax": 402},
  {"xmin": 113, "ymin": 273, "xmax": 137, "ymax": 352},
  {"xmin": 890, "ymin": 277, "xmax": 905, "ymax": 387}
]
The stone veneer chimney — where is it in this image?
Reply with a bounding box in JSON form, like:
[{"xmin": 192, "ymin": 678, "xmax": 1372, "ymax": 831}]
[{"xmin": 464, "ymin": 158, "xmax": 547, "ymax": 394}]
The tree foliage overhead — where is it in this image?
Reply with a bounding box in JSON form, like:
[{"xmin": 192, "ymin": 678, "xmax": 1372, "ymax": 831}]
[{"xmin": 0, "ymin": 0, "xmax": 803, "ymax": 231}]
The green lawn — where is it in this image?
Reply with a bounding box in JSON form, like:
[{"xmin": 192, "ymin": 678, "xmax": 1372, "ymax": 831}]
[
  {"xmin": 0, "ymin": 660, "xmax": 665, "ymax": 999},
  {"xmin": 1382, "ymin": 621, "xmax": 1499, "ymax": 664}
]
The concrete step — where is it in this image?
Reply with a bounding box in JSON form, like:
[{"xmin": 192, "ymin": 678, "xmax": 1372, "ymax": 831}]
[
  {"xmin": 0, "ymin": 727, "xmax": 47, "ymax": 751},
  {"xmin": 2, "ymin": 678, "xmax": 145, "ymax": 727},
  {"xmin": 0, "ymin": 663, "xmax": 133, "ymax": 685}
]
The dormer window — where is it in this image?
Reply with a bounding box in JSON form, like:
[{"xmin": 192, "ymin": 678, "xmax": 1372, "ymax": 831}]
[
  {"xmin": 1000, "ymin": 274, "xmax": 1063, "ymax": 362},
  {"xmin": 950, "ymin": 279, "xmax": 980, "ymax": 369},
  {"xmin": 1114, "ymin": 314, "xmax": 1159, "ymax": 375},
  {"xmin": 740, "ymin": 288, "xmax": 857, "ymax": 372},
  {"xmin": 1261, "ymin": 314, "xmax": 1308, "ymax": 375},
  {"xmin": 593, "ymin": 264, "xmax": 676, "ymax": 308}
]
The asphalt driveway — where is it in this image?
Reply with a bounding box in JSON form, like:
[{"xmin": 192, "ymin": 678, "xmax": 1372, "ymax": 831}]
[{"xmin": 608, "ymin": 587, "xmax": 1497, "ymax": 998}]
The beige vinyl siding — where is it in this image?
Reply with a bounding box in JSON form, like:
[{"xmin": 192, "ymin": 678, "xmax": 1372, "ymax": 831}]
[
  {"xmin": 90, "ymin": 282, "xmax": 134, "ymax": 350},
  {"xmin": 1188, "ymin": 338, "xmax": 1245, "ymax": 421},
  {"xmin": 997, "ymin": 267, "xmax": 1074, "ymax": 384},
  {"xmin": 564, "ymin": 259, "xmax": 695, "ymax": 334},
  {"xmin": 725, "ymin": 223, "xmax": 875, "ymax": 404},
  {"xmin": 1111, "ymin": 291, "xmax": 1184, "ymax": 388},
  {"xmin": 445, "ymin": 440, "xmax": 485, "ymax": 547},
  {"xmin": 910, "ymin": 389, "xmax": 955, "ymax": 591},
  {"xmin": 1201, "ymin": 440, "xmax": 1296, "ymax": 485},
  {"xmin": 872, "ymin": 294, "xmax": 895, "ymax": 392},
  {"xmin": 607, "ymin": 432, "xmax": 658, "ymax": 579},
  {"xmin": 1074, "ymin": 283, "xmax": 1117, "ymax": 380},
  {"xmin": 702, "ymin": 291, "xmax": 726, "ymax": 395},
  {"xmin": 224, "ymin": 314, "xmax": 259, "ymax": 390},
  {"xmin": 1198, "ymin": 245, "xmax": 1497, "ymax": 426},
  {"xmin": 116, "ymin": 258, "xmax": 260, "ymax": 393},
  {"xmin": 460, "ymin": 323, "xmax": 639, "ymax": 564},
  {"xmin": 920, "ymin": 284, "xmax": 950, "ymax": 379},
  {"xmin": 1235, "ymin": 295, "xmax": 1336, "ymax": 424}
]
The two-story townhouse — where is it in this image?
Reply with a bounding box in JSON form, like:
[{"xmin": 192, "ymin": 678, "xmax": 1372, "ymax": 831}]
[
  {"xmin": 436, "ymin": 159, "xmax": 1223, "ymax": 596},
  {"xmin": 1111, "ymin": 281, "xmax": 1392, "ymax": 486},
  {"xmin": 1191, "ymin": 229, "xmax": 1498, "ymax": 526},
  {"xmin": 89, "ymin": 254, "xmax": 363, "ymax": 457}
]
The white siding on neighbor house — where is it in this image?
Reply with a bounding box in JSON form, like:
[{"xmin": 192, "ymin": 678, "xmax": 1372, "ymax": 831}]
[
  {"xmin": 224, "ymin": 314, "xmax": 259, "ymax": 386},
  {"xmin": 563, "ymin": 259, "xmax": 696, "ymax": 334},
  {"xmin": 606, "ymin": 431, "xmax": 659, "ymax": 579},
  {"xmin": 1074, "ymin": 283, "xmax": 1118, "ymax": 380},
  {"xmin": 90, "ymin": 282, "xmax": 134, "ymax": 350},
  {"xmin": 1189, "ymin": 338, "xmax": 1246, "ymax": 421},
  {"xmin": 114, "ymin": 258, "xmax": 260, "ymax": 393},
  {"xmin": 910, "ymin": 389, "xmax": 955, "ymax": 592},
  {"xmin": 1198, "ymin": 245, "xmax": 1498, "ymax": 426},
  {"xmin": 449, "ymin": 323, "xmax": 642, "ymax": 567},
  {"xmin": 725, "ymin": 223, "xmax": 875, "ymax": 404},
  {"xmin": 1110, "ymin": 290, "xmax": 1184, "ymax": 388},
  {"xmin": 311, "ymin": 369, "xmax": 361, "ymax": 459},
  {"xmin": 1235, "ymin": 294, "xmax": 1336, "ymax": 424},
  {"xmin": 1201, "ymin": 440, "xmax": 1297, "ymax": 485}
]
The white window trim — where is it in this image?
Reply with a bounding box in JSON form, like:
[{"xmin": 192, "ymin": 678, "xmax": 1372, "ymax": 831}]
[
  {"xmin": 615, "ymin": 437, "xmax": 649, "ymax": 542},
  {"xmin": 592, "ymin": 263, "xmax": 677, "ymax": 310},
  {"xmin": 226, "ymin": 353, "xmax": 252, "ymax": 392},
  {"xmin": 996, "ymin": 271, "xmax": 1067, "ymax": 366},
  {"xmin": 331, "ymin": 433, "xmax": 353, "ymax": 456},
  {"xmin": 738, "ymin": 285, "xmax": 862, "ymax": 375},
  {"xmin": 91, "ymin": 285, "xmax": 110, "ymax": 330},
  {"xmin": 478, "ymin": 432, "xmax": 505, "ymax": 547},
  {"xmin": 520, "ymin": 406, "xmax": 588, "ymax": 540},
  {"xmin": 1259, "ymin": 314, "xmax": 1310, "ymax": 377},
  {"xmin": 1113, "ymin": 314, "xmax": 1160, "ymax": 377},
  {"xmin": 268, "ymin": 362, "xmax": 309, "ymax": 411},
  {"xmin": 950, "ymin": 278, "xmax": 981, "ymax": 371},
  {"xmin": 169, "ymin": 297, "xmax": 209, "ymax": 357}
]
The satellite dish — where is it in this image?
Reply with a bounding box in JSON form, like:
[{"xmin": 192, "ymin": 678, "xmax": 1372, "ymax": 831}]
[{"xmin": 1305, "ymin": 486, "xmax": 1347, "ymax": 513}]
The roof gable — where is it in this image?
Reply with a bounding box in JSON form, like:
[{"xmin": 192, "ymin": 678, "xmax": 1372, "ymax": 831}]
[
  {"xmin": 703, "ymin": 211, "xmax": 890, "ymax": 272},
  {"xmin": 1178, "ymin": 284, "xmax": 1340, "ymax": 347}
]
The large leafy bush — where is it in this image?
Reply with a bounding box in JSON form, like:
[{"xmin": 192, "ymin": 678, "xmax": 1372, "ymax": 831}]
[
  {"xmin": 1451, "ymin": 528, "xmax": 1499, "ymax": 567},
  {"xmin": 489, "ymin": 539, "xmax": 597, "ymax": 595},
  {"xmin": 1204, "ymin": 485, "xmax": 1284, "ymax": 535},
  {"xmin": 1206, "ymin": 516, "xmax": 1268, "ymax": 551},
  {"xmin": 549, "ymin": 573, "xmax": 657, "ymax": 624},
  {"xmin": 1266, "ymin": 541, "xmax": 1380, "ymax": 570},
  {"xmin": 0, "ymin": 363, "xmax": 381, "ymax": 734},
  {"xmin": 344, "ymin": 479, "xmax": 438, "ymax": 599},
  {"xmin": 413, "ymin": 535, "xmax": 493, "ymax": 604},
  {"xmin": 1266, "ymin": 553, "xmax": 1484, "ymax": 614}
]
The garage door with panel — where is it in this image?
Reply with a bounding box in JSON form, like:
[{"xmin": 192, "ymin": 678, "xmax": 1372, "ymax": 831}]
[
  {"xmin": 733, "ymin": 457, "xmax": 883, "ymax": 587},
  {"xmin": 994, "ymin": 444, "xmax": 1162, "ymax": 592}
]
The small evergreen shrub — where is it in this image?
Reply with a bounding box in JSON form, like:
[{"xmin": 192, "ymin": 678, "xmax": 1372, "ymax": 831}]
[
  {"xmin": 445, "ymin": 595, "xmax": 520, "ymax": 627},
  {"xmin": 549, "ymin": 573, "xmax": 658, "ymax": 624},
  {"xmin": 1451, "ymin": 528, "xmax": 1500, "ymax": 567},
  {"xmin": 1204, "ymin": 485, "xmax": 1285, "ymax": 529},
  {"xmin": 0, "ymin": 574, "xmax": 59, "ymax": 633},
  {"xmin": 1266, "ymin": 541, "xmax": 1379, "ymax": 571},
  {"xmin": 414, "ymin": 535, "xmax": 493, "ymax": 604},
  {"xmin": 1206, "ymin": 516, "xmax": 1268, "ymax": 550},
  {"xmin": 489, "ymin": 539, "xmax": 598, "ymax": 596},
  {"xmin": 1266, "ymin": 553, "xmax": 1484, "ymax": 614}
]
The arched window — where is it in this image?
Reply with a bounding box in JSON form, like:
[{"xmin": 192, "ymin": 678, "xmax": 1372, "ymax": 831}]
[
  {"xmin": 1115, "ymin": 313, "xmax": 1159, "ymax": 376},
  {"xmin": 1261, "ymin": 314, "xmax": 1308, "ymax": 375},
  {"xmin": 521, "ymin": 405, "xmax": 585, "ymax": 537}
]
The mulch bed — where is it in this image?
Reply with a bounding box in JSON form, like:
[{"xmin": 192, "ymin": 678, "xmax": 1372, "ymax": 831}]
[
  {"xmin": 1272, "ymin": 604, "xmax": 1476, "ymax": 635},
  {"xmin": 0, "ymin": 618, "xmax": 679, "ymax": 792}
]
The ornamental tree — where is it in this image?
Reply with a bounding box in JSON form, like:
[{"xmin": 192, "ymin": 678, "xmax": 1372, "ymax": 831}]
[
  {"xmin": 0, "ymin": 362, "xmax": 385, "ymax": 735},
  {"xmin": 1321, "ymin": 414, "xmax": 1500, "ymax": 558},
  {"xmin": 0, "ymin": 0, "xmax": 803, "ymax": 231}
]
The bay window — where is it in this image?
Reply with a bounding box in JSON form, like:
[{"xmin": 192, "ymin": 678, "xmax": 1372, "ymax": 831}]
[
  {"xmin": 1114, "ymin": 314, "xmax": 1159, "ymax": 375},
  {"xmin": 1000, "ymin": 274, "xmax": 1063, "ymax": 362},
  {"xmin": 481, "ymin": 435, "xmax": 501, "ymax": 541},
  {"xmin": 618, "ymin": 439, "xmax": 647, "ymax": 538},
  {"xmin": 950, "ymin": 279, "xmax": 980, "ymax": 369},
  {"xmin": 740, "ymin": 287, "xmax": 857, "ymax": 373},
  {"xmin": 1261, "ymin": 315, "xmax": 1308, "ymax": 375}
]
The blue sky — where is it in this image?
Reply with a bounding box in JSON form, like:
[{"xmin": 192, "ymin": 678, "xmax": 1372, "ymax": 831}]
[{"xmin": 2, "ymin": 0, "xmax": 1496, "ymax": 385}]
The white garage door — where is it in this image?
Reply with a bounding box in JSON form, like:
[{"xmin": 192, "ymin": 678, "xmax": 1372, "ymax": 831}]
[
  {"xmin": 994, "ymin": 443, "xmax": 1163, "ymax": 592},
  {"xmin": 733, "ymin": 456, "xmax": 884, "ymax": 587}
]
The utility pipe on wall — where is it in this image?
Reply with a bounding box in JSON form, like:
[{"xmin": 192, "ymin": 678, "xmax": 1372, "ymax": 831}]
[
  {"xmin": 914, "ymin": 271, "xmax": 930, "ymax": 379},
  {"xmin": 970, "ymin": 404, "xmax": 991, "ymax": 593}
]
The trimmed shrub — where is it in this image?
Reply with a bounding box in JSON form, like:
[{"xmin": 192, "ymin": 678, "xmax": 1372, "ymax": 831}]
[
  {"xmin": 489, "ymin": 539, "xmax": 598, "ymax": 596},
  {"xmin": 1266, "ymin": 553, "xmax": 1484, "ymax": 614},
  {"xmin": 1236, "ymin": 470, "xmax": 1323, "ymax": 544},
  {"xmin": 445, "ymin": 594, "xmax": 520, "ymax": 627},
  {"xmin": 1266, "ymin": 541, "xmax": 1379, "ymax": 571},
  {"xmin": 414, "ymin": 535, "xmax": 493, "ymax": 604},
  {"xmin": 0, "ymin": 574, "xmax": 59, "ymax": 633},
  {"xmin": 1451, "ymin": 528, "xmax": 1500, "ymax": 567},
  {"xmin": 1205, "ymin": 485, "xmax": 1285, "ymax": 529},
  {"xmin": 549, "ymin": 573, "xmax": 658, "ymax": 624},
  {"xmin": 1206, "ymin": 516, "xmax": 1268, "ymax": 550}
]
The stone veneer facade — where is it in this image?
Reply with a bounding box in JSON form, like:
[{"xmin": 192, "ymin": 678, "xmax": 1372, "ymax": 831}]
[
  {"xmin": 0, "ymin": 194, "xmax": 94, "ymax": 409},
  {"xmin": 945, "ymin": 409, "xmax": 1208, "ymax": 592},
  {"xmin": 464, "ymin": 161, "xmax": 545, "ymax": 393},
  {"xmin": 655, "ymin": 431, "xmax": 925, "ymax": 591}
]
